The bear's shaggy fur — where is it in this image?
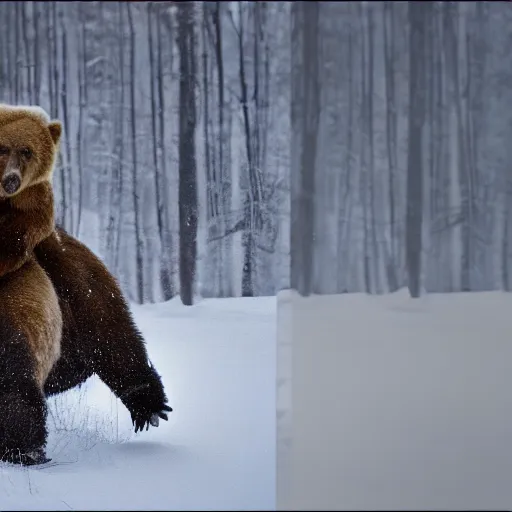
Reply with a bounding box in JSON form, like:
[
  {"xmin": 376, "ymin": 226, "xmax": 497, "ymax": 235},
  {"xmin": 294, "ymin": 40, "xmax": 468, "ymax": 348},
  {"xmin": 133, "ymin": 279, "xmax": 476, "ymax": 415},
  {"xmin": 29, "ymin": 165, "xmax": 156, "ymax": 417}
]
[{"xmin": 37, "ymin": 228, "xmax": 172, "ymax": 434}]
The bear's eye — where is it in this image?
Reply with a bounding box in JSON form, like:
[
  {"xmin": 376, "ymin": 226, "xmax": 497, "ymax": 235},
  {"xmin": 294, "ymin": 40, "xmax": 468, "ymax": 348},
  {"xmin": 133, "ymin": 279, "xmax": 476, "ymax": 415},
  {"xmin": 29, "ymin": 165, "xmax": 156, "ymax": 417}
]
[
  {"xmin": 20, "ymin": 148, "xmax": 32, "ymax": 160},
  {"xmin": 0, "ymin": 146, "xmax": 9, "ymax": 156}
]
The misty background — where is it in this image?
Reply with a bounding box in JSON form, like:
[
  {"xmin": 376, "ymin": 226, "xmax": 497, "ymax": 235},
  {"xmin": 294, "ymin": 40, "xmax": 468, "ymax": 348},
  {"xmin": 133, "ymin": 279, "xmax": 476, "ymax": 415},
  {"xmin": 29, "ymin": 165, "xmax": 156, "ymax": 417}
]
[{"xmin": 2, "ymin": 1, "xmax": 510, "ymax": 303}]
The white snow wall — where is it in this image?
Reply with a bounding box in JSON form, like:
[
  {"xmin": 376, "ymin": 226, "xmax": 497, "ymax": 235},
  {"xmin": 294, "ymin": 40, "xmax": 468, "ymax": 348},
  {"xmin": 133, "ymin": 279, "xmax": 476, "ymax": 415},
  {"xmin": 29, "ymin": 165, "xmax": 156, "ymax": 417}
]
[{"xmin": 277, "ymin": 290, "xmax": 512, "ymax": 510}]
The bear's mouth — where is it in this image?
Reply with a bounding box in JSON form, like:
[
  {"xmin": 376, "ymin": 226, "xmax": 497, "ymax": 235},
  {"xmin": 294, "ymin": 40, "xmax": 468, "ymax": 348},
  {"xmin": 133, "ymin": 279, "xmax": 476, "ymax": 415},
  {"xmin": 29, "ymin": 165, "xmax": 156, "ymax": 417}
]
[{"xmin": 1, "ymin": 172, "xmax": 21, "ymax": 195}]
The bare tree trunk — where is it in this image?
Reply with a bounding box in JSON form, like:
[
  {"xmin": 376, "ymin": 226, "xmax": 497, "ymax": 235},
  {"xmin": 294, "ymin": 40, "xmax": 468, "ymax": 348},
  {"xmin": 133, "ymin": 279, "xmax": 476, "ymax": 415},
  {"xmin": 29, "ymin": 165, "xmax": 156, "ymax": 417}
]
[
  {"xmin": 14, "ymin": 2, "xmax": 20, "ymax": 103},
  {"xmin": 178, "ymin": 1, "xmax": 198, "ymax": 306},
  {"xmin": 51, "ymin": 2, "xmax": 59, "ymax": 118},
  {"xmin": 114, "ymin": 1, "xmax": 126, "ymax": 275},
  {"xmin": 127, "ymin": 3, "xmax": 145, "ymax": 304},
  {"xmin": 33, "ymin": 3, "xmax": 41, "ymax": 105},
  {"xmin": 290, "ymin": 1, "xmax": 321, "ymax": 297},
  {"xmin": 46, "ymin": 5, "xmax": 53, "ymax": 115},
  {"xmin": 360, "ymin": 3, "xmax": 371, "ymax": 294},
  {"xmin": 148, "ymin": 3, "xmax": 171, "ymax": 301},
  {"xmin": 261, "ymin": 3, "xmax": 270, "ymax": 186},
  {"xmin": 252, "ymin": 2, "xmax": 261, "ymax": 175},
  {"xmin": 47, "ymin": 1, "xmax": 67, "ymax": 230},
  {"xmin": 6, "ymin": 4, "xmax": 14, "ymax": 104},
  {"xmin": 105, "ymin": 4, "xmax": 123, "ymax": 270},
  {"xmin": 367, "ymin": 5, "xmax": 380, "ymax": 293},
  {"xmin": 75, "ymin": 2, "xmax": 86, "ymax": 237},
  {"xmin": 406, "ymin": 1, "xmax": 428, "ymax": 298},
  {"xmin": 60, "ymin": 5, "xmax": 73, "ymax": 233},
  {"xmin": 202, "ymin": 4, "xmax": 217, "ymax": 296},
  {"xmin": 233, "ymin": 3, "xmax": 258, "ymax": 297},
  {"xmin": 383, "ymin": 1, "xmax": 399, "ymax": 291},
  {"xmin": 214, "ymin": 2, "xmax": 225, "ymax": 202},
  {"xmin": 156, "ymin": 3, "xmax": 174, "ymax": 300},
  {"xmin": 337, "ymin": 17, "xmax": 354, "ymax": 293},
  {"xmin": 21, "ymin": 2, "xmax": 32, "ymax": 103},
  {"xmin": 213, "ymin": 1, "xmax": 231, "ymax": 297}
]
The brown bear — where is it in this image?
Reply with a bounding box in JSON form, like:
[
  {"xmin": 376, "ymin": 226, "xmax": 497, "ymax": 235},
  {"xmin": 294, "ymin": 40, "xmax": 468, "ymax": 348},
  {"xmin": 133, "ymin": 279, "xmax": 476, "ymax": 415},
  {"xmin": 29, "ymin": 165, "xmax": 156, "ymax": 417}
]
[
  {"xmin": 3, "ymin": 104, "xmax": 172, "ymax": 450},
  {"xmin": 0, "ymin": 104, "xmax": 63, "ymax": 465}
]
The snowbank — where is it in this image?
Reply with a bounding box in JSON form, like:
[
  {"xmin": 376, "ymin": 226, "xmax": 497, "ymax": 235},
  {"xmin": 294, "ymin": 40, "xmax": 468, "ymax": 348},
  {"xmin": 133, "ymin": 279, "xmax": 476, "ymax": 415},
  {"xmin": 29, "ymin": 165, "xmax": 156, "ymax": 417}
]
[{"xmin": 277, "ymin": 289, "xmax": 512, "ymax": 510}]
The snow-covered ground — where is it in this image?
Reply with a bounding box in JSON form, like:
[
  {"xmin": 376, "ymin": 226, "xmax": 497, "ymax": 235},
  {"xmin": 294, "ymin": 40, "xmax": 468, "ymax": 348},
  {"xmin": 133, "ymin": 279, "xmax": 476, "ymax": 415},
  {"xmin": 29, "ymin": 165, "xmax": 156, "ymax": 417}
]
[
  {"xmin": 0, "ymin": 296, "xmax": 276, "ymax": 511},
  {"xmin": 5, "ymin": 288, "xmax": 512, "ymax": 510},
  {"xmin": 278, "ymin": 289, "xmax": 512, "ymax": 510}
]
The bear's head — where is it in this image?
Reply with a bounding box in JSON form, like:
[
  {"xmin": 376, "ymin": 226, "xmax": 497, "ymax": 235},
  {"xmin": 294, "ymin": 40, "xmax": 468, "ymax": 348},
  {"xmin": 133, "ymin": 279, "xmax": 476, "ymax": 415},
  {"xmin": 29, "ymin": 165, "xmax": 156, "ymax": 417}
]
[{"xmin": 0, "ymin": 105, "xmax": 62, "ymax": 198}]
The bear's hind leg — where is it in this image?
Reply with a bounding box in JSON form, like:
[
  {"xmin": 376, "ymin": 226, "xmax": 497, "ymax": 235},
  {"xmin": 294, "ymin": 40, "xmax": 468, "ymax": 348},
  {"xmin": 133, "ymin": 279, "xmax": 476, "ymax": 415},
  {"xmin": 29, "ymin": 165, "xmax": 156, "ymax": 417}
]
[{"xmin": 0, "ymin": 320, "xmax": 49, "ymax": 465}]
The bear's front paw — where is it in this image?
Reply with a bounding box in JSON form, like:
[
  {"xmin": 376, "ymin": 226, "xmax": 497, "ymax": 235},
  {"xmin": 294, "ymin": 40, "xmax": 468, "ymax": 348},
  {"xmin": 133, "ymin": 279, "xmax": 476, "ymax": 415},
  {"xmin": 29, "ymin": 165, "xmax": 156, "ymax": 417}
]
[
  {"xmin": 121, "ymin": 381, "xmax": 173, "ymax": 433},
  {"xmin": 131, "ymin": 404, "xmax": 173, "ymax": 433}
]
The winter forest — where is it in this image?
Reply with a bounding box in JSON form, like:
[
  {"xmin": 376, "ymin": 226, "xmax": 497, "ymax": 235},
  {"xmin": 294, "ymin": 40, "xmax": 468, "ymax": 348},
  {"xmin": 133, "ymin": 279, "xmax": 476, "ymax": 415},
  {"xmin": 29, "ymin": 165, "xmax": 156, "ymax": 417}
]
[
  {"xmin": 292, "ymin": 0, "xmax": 512, "ymax": 298},
  {"xmin": 2, "ymin": 1, "xmax": 511, "ymax": 303}
]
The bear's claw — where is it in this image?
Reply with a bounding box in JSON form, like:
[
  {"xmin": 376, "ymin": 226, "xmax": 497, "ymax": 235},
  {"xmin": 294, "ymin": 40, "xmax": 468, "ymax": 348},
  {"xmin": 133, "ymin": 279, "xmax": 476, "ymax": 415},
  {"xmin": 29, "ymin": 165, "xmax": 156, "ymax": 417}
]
[{"xmin": 132, "ymin": 404, "xmax": 172, "ymax": 433}]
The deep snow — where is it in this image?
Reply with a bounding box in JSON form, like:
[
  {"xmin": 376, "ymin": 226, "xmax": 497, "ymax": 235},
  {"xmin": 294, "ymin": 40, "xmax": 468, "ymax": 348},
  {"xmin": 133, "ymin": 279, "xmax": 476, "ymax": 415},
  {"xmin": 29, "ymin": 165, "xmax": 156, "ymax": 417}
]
[
  {"xmin": 5, "ymin": 288, "xmax": 512, "ymax": 510},
  {"xmin": 0, "ymin": 296, "xmax": 276, "ymax": 511},
  {"xmin": 277, "ymin": 289, "xmax": 512, "ymax": 510}
]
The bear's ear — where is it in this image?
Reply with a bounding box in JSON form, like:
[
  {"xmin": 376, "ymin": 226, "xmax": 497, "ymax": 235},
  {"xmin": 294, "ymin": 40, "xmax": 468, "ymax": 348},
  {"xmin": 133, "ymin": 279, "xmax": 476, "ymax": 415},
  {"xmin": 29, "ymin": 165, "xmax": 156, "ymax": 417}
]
[{"xmin": 48, "ymin": 121, "xmax": 62, "ymax": 145}]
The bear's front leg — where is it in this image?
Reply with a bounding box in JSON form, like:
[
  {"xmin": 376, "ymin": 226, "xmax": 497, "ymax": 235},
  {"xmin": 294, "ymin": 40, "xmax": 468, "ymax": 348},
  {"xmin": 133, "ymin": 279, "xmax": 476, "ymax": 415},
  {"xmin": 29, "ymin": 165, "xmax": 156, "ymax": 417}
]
[{"xmin": 92, "ymin": 350, "xmax": 172, "ymax": 433}]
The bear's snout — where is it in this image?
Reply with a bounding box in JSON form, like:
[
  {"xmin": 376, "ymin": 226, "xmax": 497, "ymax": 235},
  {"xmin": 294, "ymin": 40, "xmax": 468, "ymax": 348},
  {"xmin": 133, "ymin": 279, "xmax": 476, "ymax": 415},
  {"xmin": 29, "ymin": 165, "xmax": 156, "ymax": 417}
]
[{"xmin": 1, "ymin": 173, "xmax": 21, "ymax": 195}]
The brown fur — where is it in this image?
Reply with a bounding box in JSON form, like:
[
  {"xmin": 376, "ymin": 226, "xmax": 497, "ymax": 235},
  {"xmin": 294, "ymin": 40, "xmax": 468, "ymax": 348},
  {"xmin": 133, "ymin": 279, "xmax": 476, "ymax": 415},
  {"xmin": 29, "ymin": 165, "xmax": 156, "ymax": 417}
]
[
  {"xmin": 0, "ymin": 258, "xmax": 62, "ymax": 388},
  {"xmin": 37, "ymin": 228, "xmax": 171, "ymax": 433},
  {"xmin": 0, "ymin": 107, "xmax": 60, "ymax": 190},
  {"xmin": 0, "ymin": 105, "xmax": 63, "ymax": 464},
  {"xmin": 0, "ymin": 106, "xmax": 171, "ymax": 438},
  {"xmin": 0, "ymin": 106, "xmax": 61, "ymax": 277},
  {"xmin": 0, "ymin": 106, "xmax": 63, "ymax": 387}
]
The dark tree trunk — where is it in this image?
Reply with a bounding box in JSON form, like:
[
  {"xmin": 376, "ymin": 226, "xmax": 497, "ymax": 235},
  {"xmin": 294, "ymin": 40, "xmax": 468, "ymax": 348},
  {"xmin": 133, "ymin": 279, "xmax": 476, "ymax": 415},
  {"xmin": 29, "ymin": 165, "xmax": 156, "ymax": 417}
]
[
  {"xmin": 148, "ymin": 4, "xmax": 173, "ymax": 301},
  {"xmin": 156, "ymin": 3, "xmax": 174, "ymax": 300},
  {"xmin": 178, "ymin": 1, "xmax": 198, "ymax": 306},
  {"xmin": 127, "ymin": 3, "xmax": 145, "ymax": 304},
  {"xmin": 290, "ymin": 1, "xmax": 321, "ymax": 297},
  {"xmin": 235, "ymin": 3, "xmax": 257, "ymax": 298},
  {"xmin": 406, "ymin": 1, "xmax": 428, "ymax": 298}
]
